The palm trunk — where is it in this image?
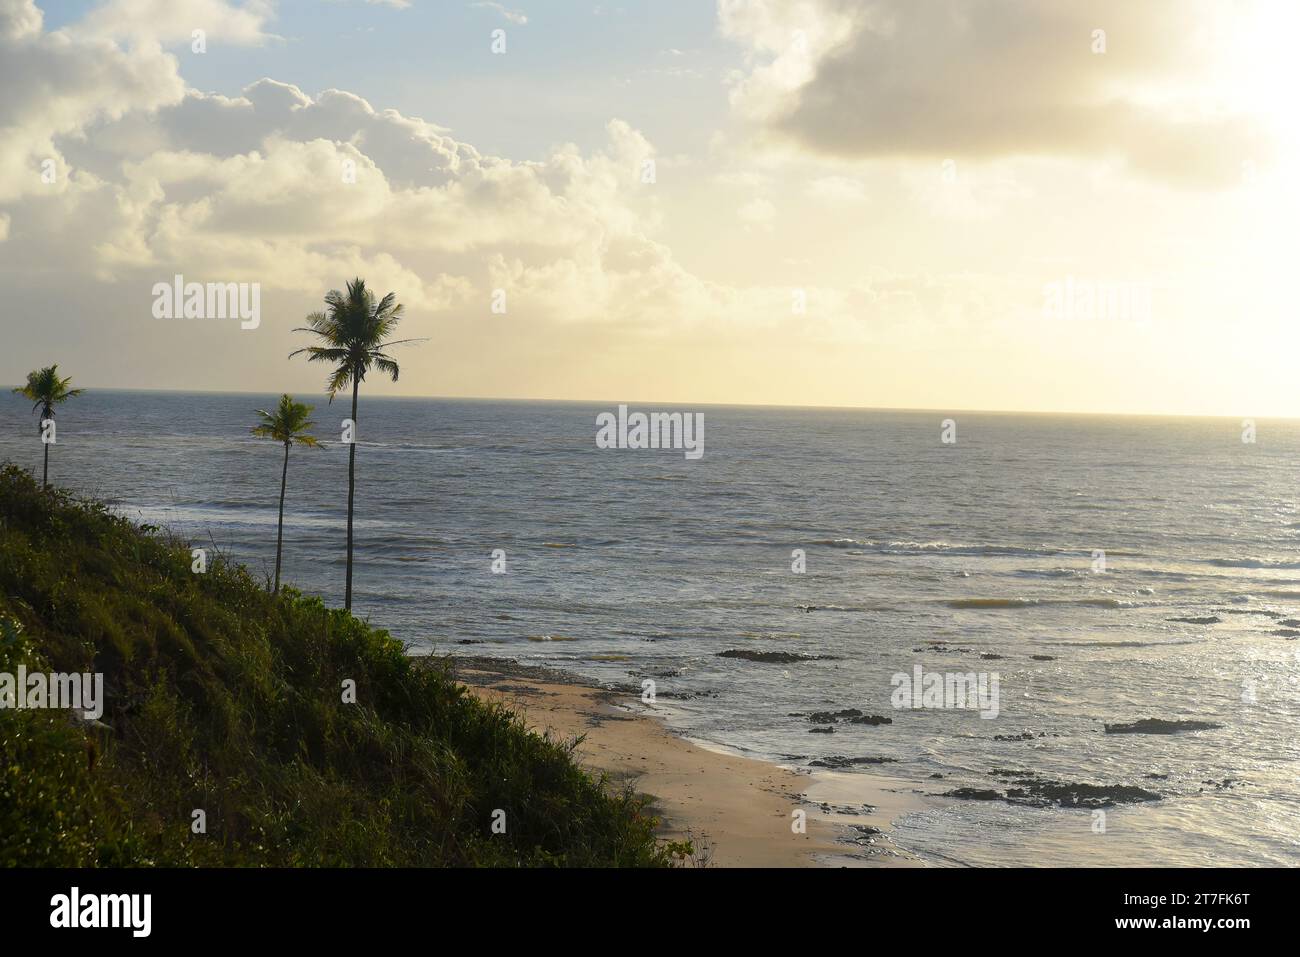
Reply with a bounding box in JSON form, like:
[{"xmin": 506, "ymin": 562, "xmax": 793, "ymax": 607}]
[
  {"xmin": 42, "ymin": 440, "xmax": 49, "ymax": 488},
  {"xmin": 345, "ymin": 378, "xmax": 358, "ymax": 611},
  {"xmin": 274, "ymin": 441, "xmax": 288, "ymax": 595}
]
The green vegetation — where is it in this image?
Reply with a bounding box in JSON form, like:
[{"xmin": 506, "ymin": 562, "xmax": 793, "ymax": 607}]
[
  {"xmin": 11, "ymin": 365, "xmax": 82, "ymax": 487},
  {"xmin": 291, "ymin": 277, "xmax": 420, "ymax": 611},
  {"xmin": 0, "ymin": 466, "xmax": 669, "ymax": 867},
  {"xmin": 250, "ymin": 394, "xmax": 320, "ymax": 596}
]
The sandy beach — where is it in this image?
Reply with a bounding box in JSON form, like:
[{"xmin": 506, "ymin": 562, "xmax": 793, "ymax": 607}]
[{"xmin": 449, "ymin": 656, "xmax": 930, "ymax": 868}]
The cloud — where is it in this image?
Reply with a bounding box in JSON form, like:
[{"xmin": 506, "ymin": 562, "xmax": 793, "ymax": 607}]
[
  {"xmin": 719, "ymin": 0, "xmax": 1269, "ymax": 187},
  {"xmin": 0, "ymin": 15, "xmax": 713, "ymax": 327},
  {"xmin": 472, "ymin": 2, "xmax": 527, "ymax": 26},
  {"xmin": 70, "ymin": 0, "xmax": 276, "ymax": 46},
  {"xmin": 0, "ymin": 0, "xmax": 1016, "ymax": 405},
  {"xmin": 0, "ymin": 0, "xmax": 41, "ymax": 37},
  {"xmin": 0, "ymin": 0, "xmax": 185, "ymax": 203}
]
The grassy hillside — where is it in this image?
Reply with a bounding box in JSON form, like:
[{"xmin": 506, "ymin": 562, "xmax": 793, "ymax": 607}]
[{"xmin": 0, "ymin": 465, "xmax": 669, "ymax": 867}]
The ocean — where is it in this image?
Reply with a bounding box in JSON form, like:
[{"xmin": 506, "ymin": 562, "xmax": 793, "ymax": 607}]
[{"xmin": 3, "ymin": 390, "xmax": 1298, "ymax": 866}]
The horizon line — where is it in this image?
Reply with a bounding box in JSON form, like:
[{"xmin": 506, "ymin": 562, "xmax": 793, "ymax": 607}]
[{"xmin": 6, "ymin": 383, "xmax": 1289, "ymax": 422}]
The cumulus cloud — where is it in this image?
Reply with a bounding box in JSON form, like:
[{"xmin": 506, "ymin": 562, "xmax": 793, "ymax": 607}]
[
  {"xmin": 1, "ymin": 0, "xmax": 1012, "ymax": 404},
  {"xmin": 63, "ymin": 85, "xmax": 692, "ymax": 312},
  {"xmin": 0, "ymin": 0, "xmax": 40, "ymax": 37},
  {"xmin": 69, "ymin": 0, "xmax": 276, "ymax": 46},
  {"xmin": 0, "ymin": 0, "xmax": 744, "ymax": 332},
  {"xmin": 472, "ymin": 2, "xmax": 527, "ymax": 26},
  {"xmin": 720, "ymin": 0, "xmax": 1269, "ymax": 187},
  {"xmin": 0, "ymin": 0, "xmax": 185, "ymax": 202}
]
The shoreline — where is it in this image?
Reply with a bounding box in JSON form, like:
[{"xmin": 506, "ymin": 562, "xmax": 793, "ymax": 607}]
[{"xmin": 447, "ymin": 655, "xmax": 931, "ymax": 868}]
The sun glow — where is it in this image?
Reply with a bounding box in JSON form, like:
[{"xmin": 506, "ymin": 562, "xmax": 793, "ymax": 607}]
[{"xmin": 1222, "ymin": 2, "xmax": 1300, "ymax": 151}]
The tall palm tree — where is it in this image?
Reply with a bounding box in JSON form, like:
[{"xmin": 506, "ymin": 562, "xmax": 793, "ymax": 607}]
[
  {"xmin": 251, "ymin": 394, "xmax": 320, "ymax": 595},
  {"xmin": 290, "ymin": 278, "xmax": 418, "ymax": 610},
  {"xmin": 12, "ymin": 365, "xmax": 83, "ymax": 487}
]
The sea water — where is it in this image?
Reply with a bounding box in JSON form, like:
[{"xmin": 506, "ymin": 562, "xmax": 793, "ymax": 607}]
[{"xmin": 4, "ymin": 391, "xmax": 1297, "ymax": 866}]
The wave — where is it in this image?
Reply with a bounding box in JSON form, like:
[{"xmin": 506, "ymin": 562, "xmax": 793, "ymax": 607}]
[
  {"xmin": 1013, "ymin": 568, "xmax": 1089, "ymax": 579},
  {"xmin": 812, "ymin": 540, "xmax": 1164, "ymax": 565},
  {"xmin": 887, "ymin": 541, "xmax": 1062, "ymax": 557},
  {"xmin": 811, "ymin": 538, "xmax": 1079, "ymax": 559},
  {"xmin": 1045, "ymin": 638, "xmax": 1202, "ymax": 648},
  {"xmin": 946, "ymin": 596, "xmax": 1138, "ymax": 610},
  {"xmin": 1204, "ymin": 557, "xmax": 1300, "ymax": 570},
  {"xmin": 948, "ymin": 598, "xmax": 1040, "ymax": 609},
  {"xmin": 817, "ymin": 538, "xmax": 1300, "ymax": 575},
  {"xmin": 118, "ymin": 504, "xmax": 389, "ymax": 531}
]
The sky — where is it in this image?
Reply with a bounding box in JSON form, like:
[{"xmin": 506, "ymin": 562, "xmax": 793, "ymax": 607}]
[{"xmin": 2, "ymin": 0, "xmax": 1298, "ymax": 416}]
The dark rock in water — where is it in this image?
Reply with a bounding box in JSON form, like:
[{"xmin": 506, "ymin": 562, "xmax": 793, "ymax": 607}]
[
  {"xmin": 929, "ymin": 772, "xmax": 945, "ymax": 779},
  {"xmin": 1145, "ymin": 772, "xmax": 1169, "ymax": 780},
  {"xmin": 1005, "ymin": 782, "xmax": 1162, "ymax": 809},
  {"xmin": 994, "ymin": 731, "xmax": 1048, "ymax": 741},
  {"xmin": 848, "ymin": 824, "xmax": 883, "ymax": 844},
  {"xmin": 1105, "ymin": 718, "xmax": 1222, "ymax": 734},
  {"xmin": 979, "ymin": 653, "xmax": 1005, "ymax": 660},
  {"xmin": 943, "ymin": 787, "xmax": 1003, "ymax": 801},
  {"xmin": 1201, "ymin": 777, "xmax": 1240, "ymax": 790},
  {"xmin": 1031, "ymin": 655, "xmax": 1056, "ymax": 661},
  {"xmin": 718, "ymin": 649, "xmax": 837, "ymax": 663},
  {"xmin": 1278, "ymin": 619, "xmax": 1300, "ymax": 629},
  {"xmin": 946, "ymin": 779, "xmax": 1162, "ymax": 809},
  {"xmin": 791, "ymin": 708, "xmax": 886, "ymax": 725},
  {"xmin": 609, "ymin": 681, "xmax": 715, "ymax": 701},
  {"xmin": 1212, "ymin": 608, "xmax": 1283, "ymax": 618},
  {"xmin": 807, "ymin": 708, "xmax": 863, "ymax": 724},
  {"xmin": 456, "ymin": 639, "xmax": 483, "ymax": 644},
  {"xmin": 1165, "ymin": 615, "xmax": 1221, "ymax": 625},
  {"xmin": 656, "ymin": 689, "xmax": 719, "ymax": 700},
  {"xmin": 809, "ymin": 726, "xmax": 835, "ymax": 734},
  {"xmin": 809, "ymin": 755, "xmax": 898, "ymax": 768},
  {"xmin": 1271, "ymin": 629, "xmax": 1300, "ymax": 638},
  {"xmin": 820, "ymin": 802, "xmax": 877, "ymax": 815},
  {"xmin": 632, "ymin": 667, "xmax": 683, "ymax": 678},
  {"xmin": 912, "ymin": 644, "xmax": 974, "ymax": 654}
]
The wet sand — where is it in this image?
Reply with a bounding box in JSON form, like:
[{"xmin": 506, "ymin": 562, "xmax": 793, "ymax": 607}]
[{"xmin": 448, "ymin": 655, "xmax": 931, "ymax": 868}]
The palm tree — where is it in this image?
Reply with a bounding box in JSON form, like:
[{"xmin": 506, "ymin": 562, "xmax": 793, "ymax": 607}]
[
  {"xmin": 12, "ymin": 365, "xmax": 83, "ymax": 487},
  {"xmin": 251, "ymin": 394, "xmax": 320, "ymax": 595},
  {"xmin": 290, "ymin": 278, "xmax": 419, "ymax": 610}
]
